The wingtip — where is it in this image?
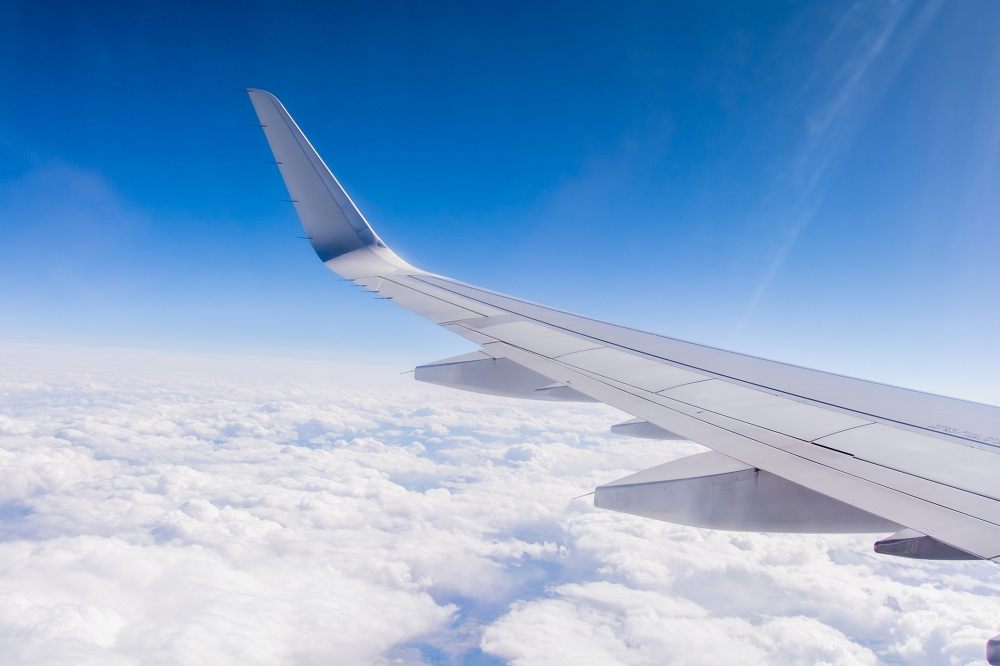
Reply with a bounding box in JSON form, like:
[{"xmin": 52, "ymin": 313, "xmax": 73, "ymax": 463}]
[{"xmin": 245, "ymin": 87, "xmax": 278, "ymax": 100}]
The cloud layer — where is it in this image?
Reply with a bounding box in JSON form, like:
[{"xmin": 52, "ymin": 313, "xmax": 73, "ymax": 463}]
[{"xmin": 1, "ymin": 344, "xmax": 998, "ymax": 665}]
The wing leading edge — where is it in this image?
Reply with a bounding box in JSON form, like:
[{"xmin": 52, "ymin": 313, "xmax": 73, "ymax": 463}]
[{"xmin": 248, "ymin": 89, "xmax": 1000, "ymax": 564}]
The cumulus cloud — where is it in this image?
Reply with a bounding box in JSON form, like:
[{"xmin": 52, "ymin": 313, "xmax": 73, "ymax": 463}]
[{"xmin": 0, "ymin": 343, "xmax": 998, "ymax": 665}]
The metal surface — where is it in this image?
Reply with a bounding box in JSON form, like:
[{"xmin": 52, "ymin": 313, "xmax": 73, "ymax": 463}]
[
  {"xmin": 248, "ymin": 90, "xmax": 387, "ymax": 262},
  {"xmin": 415, "ymin": 274, "xmax": 1000, "ymax": 453},
  {"xmin": 874, "ymin": 528, "xmax": 981, "ymax": 560},
  {"xmin": 661, "ymin": 379, "xmax": 872, "ymax": 442},
  {"xmin": 557, "ymin": 346, "xmax": 707, "ymax": 393},
  {"xmin": 489, "ymin": 339, "xmax": 1000, "ymax": 559},
  {"xmin": 415, "ymin": 352, "xmax": 593, "ymax": 402},
  {"xmin": 596, "ymin": 451, "xmax": 899, "ymax": 533},
  {"xmin": 610, "ymin": 418, "xmax": 685, "ymax": 440}
]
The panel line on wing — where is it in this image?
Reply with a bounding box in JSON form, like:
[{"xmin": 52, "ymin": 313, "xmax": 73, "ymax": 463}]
[
  {"xmin": 408, "ymin": 274, "xmax": 1000, "ymax": 453},
  {"xmin": 490, "ymin": 341, "xmax": 1000, "ymax": 556},
  {"xmin": 405, "ymin": 275, "xmax": 1000, "ymax": 531},
  {"xmin": 479, "ymin": 337, "xmax": 1000, "ymax": 542},
  {"xmin": 816, "ymin": 424, "xmax": 1000, "ymax": 504},
  {"xmin": 375, "ymin": 275, "xmax": 505, "ymax": 322},
  {"xmin": 406, "ymin": 276, "xmax": 875, "ymax": 443}
]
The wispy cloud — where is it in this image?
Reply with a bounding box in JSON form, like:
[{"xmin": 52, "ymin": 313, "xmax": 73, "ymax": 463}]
[{"xmin": 735, "ymin": 1, "xmax": 941, "ymax": 336}]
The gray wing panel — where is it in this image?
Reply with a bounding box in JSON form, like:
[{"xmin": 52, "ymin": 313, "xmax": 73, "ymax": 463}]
[
  {"xmin": 411, "ymin": 275, "xmax": 1000, "ymax": 452},
  {"xmin": 483, "ymin": 340, "xmax": 1000, "ymax": 559},
  {"xmin": 367, "ymin": 274, "xmax": 1000, "ymax": 557}
]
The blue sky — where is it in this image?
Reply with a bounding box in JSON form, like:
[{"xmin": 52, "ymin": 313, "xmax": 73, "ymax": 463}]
[{"xmin": 2, "ymin": 1, "xmax": 999, "ymax": 402}]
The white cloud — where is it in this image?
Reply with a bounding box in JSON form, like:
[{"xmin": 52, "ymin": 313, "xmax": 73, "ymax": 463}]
[{"xmin": 0, "ymin": 343, "xmax": 998, "ymax": 665}]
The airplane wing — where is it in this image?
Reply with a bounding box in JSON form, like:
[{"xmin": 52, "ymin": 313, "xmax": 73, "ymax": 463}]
[{"xmin": 247, "ymin": 88, "xmax": 1000, "ymax": 564}]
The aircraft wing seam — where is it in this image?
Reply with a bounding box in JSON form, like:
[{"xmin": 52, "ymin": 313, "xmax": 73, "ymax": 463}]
[
  {"xmin": 407, "ymin": 274, "xmax": 1000, "ymax": 452},
  {"xmin": 485, "ymin": 340, "xmax": 1000, "ymax": 558},
  {"xmin": 355, "ymin": 266, "xmax": 1000, "ymax": 547}
]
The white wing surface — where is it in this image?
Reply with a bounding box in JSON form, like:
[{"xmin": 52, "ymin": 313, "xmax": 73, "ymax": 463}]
[{"xmin": 248, "ymin": 89, "xmax": 1000, "ymax": 563}]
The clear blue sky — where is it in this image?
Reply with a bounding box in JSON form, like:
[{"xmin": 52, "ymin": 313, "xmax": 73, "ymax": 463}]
[{"xmin": 2, "ymin": 1, "xmax": 998, "ymax": 402}]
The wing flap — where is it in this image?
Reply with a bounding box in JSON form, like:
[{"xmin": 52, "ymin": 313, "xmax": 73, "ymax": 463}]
[
  {"xmin": 557, "ymin": 347, "xmax": 708, "ymax": 393},
  {"xmin": 817, "ymin": 424, "xmax": 1000, "ymax": 502},
  {"xmin": 412, "ymin": 275, "xmax": 1000, "ymax": 452},
  {"xmin": 490, "ymin": 340, "xmax": 1000, "ymax": 558},
  {"xmin": 662, "ymin": 379, "xmax": 873, "ymax": 442},
  {"xmin": 473, "ymin": 320, "xmax": 599, "ymax": 357}
]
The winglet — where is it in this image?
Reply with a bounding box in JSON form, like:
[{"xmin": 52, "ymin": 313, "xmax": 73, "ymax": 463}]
[{"xmin": 247, "ymin": 89, "xmax": 412, "ymax": 275}]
